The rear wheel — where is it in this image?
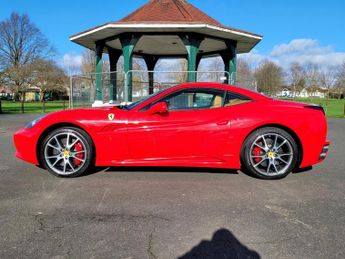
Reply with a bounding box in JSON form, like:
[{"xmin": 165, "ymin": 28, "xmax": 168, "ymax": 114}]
[
  {"xmin": 39, "ymin": 127, "xmax": 94, "ymax": 178},
  {"xmin": 241, "ymin": 127, "xmax": 299, "ymax": 179}
]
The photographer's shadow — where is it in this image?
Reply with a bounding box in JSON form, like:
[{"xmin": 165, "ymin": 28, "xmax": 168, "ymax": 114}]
[{"xmin": 178, "ymin": 228, "xmax": 260, "ymax": 259}]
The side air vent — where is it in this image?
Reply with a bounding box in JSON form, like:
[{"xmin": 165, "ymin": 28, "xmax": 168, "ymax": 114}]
[{"xmin": 304, "ymin": 105, "xmax": 325, "ymax": 115}]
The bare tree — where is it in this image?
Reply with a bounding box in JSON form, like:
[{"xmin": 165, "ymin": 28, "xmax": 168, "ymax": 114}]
[
  {"xmin": 173, "ymin": 58, "xmax": 188, "ymax": 84},
  {"xmin": 335, "ymin": 61, "xmax": 345, "ymax": 98},
  {"xmin": 304, "ymin": 63, "xmax": 321, "ymax": 88},
  {"xmin": 80, "ymin": 50, "xmax": 96, "ymax": 75},
  {"xmin": 197, "ymin": 56, "xmax": 224, "ymax": 82},
  {"xmin": 254, "ymin": 60, "xmax": 284, "ymax": 95},
  {"xmin": 2, "ymin": 63, "xmax": 37, "ymax": 111},
  {"xmin": 0, "ymin": 70, "xmax": 4, "ymax": 84},
  {"xmin": 237, "ymin": 58, "xmax": 255, "ymax": 90},
  {"xmin": 32, "ymin": 60, "xmax": 68, "ymax": 112},
  {"xmin": 0, "ymin": 12, "xmax": 54, "ymax": 112},
  {"xmin": 79, "ymin": 49, "xmax": 110, "ymax": 75},
  {"xmin": 131, "ymin": 58, "xmax": 149, "ymax": 97},
  {"xmin": 156, "ymin": 58, "xmax": 188, "ymax": 85},
  {"xmin": 320, "ymin": 69, "xmax": 336, "ymax": 111},
  {"xmin": 290, "ymin": 62, "xmax": 306, "ymax": 96}
]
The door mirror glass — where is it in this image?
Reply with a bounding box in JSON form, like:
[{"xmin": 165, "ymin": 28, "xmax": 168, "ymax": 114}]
[{"xmin": 148, "ymin": 102, "xmax": 168, "ymax": 115}]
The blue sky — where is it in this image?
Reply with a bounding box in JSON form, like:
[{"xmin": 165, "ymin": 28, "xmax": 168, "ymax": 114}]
[{"xmin": 1, "ymin": 0, "xmax": 345, "ymax": 70}]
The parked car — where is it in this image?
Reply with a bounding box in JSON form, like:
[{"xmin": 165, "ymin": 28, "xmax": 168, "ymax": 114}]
[{"xmin": 14, "ymin": 83, "xmax": 330, "ymax": 179}]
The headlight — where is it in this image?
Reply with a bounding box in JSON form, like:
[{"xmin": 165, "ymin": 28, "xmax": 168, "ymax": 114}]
[{"xmin": 25, "ymin": 115, "xmax": 46, "ymax": 129}]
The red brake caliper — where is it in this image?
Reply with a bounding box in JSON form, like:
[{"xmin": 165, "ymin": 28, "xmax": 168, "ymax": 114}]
[
  {"xmin": 253, "ymin": 146, "xmax": 262, "ymax": 163},
  {"xmin": 74, "ymin": 142, "xmax": 84, "ymax": 166}
]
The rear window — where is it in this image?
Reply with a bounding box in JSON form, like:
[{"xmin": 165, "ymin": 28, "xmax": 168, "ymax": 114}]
[{"xmin": 224, "ymin": 92, "xmax": 252, "ymax": 107}]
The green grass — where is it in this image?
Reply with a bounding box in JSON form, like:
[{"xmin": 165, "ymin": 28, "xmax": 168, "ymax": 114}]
[
  {"xmin": 1, "ymin": 99, "xmax": 344, "ymax": 118},
  {"xmin": 281, "ymin": 98, "xmax": 345, "ymax": 118},
  {"xmin": 0, "ymin": 101, "xmax": 69, "ymax": 114}
]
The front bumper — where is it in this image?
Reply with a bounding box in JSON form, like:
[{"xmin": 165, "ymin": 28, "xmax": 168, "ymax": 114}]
[{"xmin": 13, "ymin": 128, "xmax": 39, "ymax": 165}]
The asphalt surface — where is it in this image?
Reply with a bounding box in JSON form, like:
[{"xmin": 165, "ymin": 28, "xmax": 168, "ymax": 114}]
[{"xmin": 0, "ymin": 114, "xmax": 344, "ymax": 259}]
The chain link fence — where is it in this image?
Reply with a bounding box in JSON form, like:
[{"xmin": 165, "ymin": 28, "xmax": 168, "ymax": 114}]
[{"xmin": 70, "ymin": 70, "xmax": 257, "ymax": 108}]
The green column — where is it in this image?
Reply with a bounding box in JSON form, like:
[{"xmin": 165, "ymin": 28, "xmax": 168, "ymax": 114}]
[
  {"xmin": 143, "ymin": 55, "xmax": 159, "ymax": 94},
  {"xmin": 95, "ymin": 41, "xmax": 105, "ymax": 101},
  {"xmin": 222, "ymin": 40, "xmax": 237, "ymax": 85},
  {"xmin": 108, "ymin": 48, "xmax": 121, "ymax": 102},
  {"xmin": 120, "ymin": 34, "xmax": 141, "ymax": 102},
  {"xmin": 180, "ymin": 34, "xmax": 204, "ymax": 82}
]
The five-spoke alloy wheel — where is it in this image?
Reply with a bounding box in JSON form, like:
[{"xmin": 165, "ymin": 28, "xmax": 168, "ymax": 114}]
[
  {"xmin": 40, "ymin": 127, "xmax": 94, "ymax": 177},
  {"xmin": 242, "ymin": 127, "xmax": 299, "ymax": 179}
]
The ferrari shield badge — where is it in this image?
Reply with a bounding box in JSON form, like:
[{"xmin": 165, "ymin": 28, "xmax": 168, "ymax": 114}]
[{"xmin": 108, "ymin": 113, "xmax": 115, "ymax": 121}]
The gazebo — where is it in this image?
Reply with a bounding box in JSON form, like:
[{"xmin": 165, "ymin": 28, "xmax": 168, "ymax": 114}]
[{"xmin": 70, "ymin": 0, "xmax": 262, "ymax": 104}]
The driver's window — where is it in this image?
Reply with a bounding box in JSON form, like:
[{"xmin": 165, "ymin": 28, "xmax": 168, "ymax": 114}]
[{"xmin": 163, "ymin": 89, "xmax": 225, "ymax": 111}]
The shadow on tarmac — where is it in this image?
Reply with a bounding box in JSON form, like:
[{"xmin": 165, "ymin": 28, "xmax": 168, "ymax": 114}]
[{"xmin": 178, "ymin": 228, "xmax": 260, "ymax": 259}]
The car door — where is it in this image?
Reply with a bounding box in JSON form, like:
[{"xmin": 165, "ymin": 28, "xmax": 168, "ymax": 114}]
[{"xmin": 125, "ymin": 88, "xmax": 232, "ymax": 165}]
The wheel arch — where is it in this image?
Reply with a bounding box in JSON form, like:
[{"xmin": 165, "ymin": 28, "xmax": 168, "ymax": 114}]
[
  {"xmin": 36, "ymin": 122, "xmax": 96, "ymax": 167},
  {"xmin": 240, "ymin": 123, "xmax": 303, "ymax": 168}
]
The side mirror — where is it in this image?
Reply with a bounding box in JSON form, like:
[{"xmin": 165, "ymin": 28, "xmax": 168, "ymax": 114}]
[{"xmin": 148, "ymin": 101, "xmax": 168, "ymax": 115}]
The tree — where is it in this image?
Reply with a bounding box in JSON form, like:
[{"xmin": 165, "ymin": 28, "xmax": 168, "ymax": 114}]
[
  {"xmin": 79, "ymin": 49, "xmax": 110, "ymax": 75},
  {"xmin": 335, "ymin": 61, "xmax": 345, "ymax": 98},
  {"xmin": 304, "ymin": 63, "xmax": 321, "ymax": 88},
  {"xmin": 336, "ymin": 61, "xmax": 345, "ymax": 85},
  {"xmin": 3, "ymin": 63, "xmax": 36, "ymax": 106},
  {"xmin": 156, "ymin": 58, "xmax": 188, "ymax": 85},
  {"xmin": 290, "ymin": 62, "xmax": 306, "ymax": 95},
  {"xmin": 198, "ymin": 56, "xmax": 224, "ymax": 83},
  {"xmin": 32, "ymin": 60, "xmax": 68, "ymax": 112},
  {"xmin": 0, "ymin": 70, "xmax": 4, "ymax": 84},
  {"xmin": 254, "ymin": 60, "xmax": 284, "ymax": 95},
  {"xmin": 319, "ymin": 69, "xmax": 336, "ymax": 111},
  {"xmin": 0, "ymin": 12, "xmax": 54, "ymax": 112},
  {"xmin": 237, "ymin": 58, "xmax": 255, "ymax": 90},
  {"xmin": 80, "ymin": 50, "xmax": 96, "ymax": 75}
]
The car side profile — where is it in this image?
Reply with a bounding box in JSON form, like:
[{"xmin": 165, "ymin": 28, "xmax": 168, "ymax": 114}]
[{"xmin": 14, "ymin": 83, "xmax": 330, "ymax": 179}]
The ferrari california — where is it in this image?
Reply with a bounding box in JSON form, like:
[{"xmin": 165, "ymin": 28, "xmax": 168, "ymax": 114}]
[{"xmin": 14, "ymin": 83, "xmax": 330, "ymax": 179}]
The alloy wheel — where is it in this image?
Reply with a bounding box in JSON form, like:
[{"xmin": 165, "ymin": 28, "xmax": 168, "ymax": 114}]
[
  {"xmin": 44, "ymin": 131, "xmax": 87, "ymax": 176},
  {"xmin": 249, "ymin": 133, "xmax": 293, "ymax": 176}
]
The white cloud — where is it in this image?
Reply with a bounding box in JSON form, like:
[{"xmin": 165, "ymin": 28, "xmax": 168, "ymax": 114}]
[
  {"xmin": 239, "ymin": 39, "xmax": 345, "ymax": 71},
  {"xmin": 60, "ymin": 53, "xmax": 83, "ymax": 75},
  {"xmin": 63, "ymin": 53, "xmax": 82, "ymax": 67},
  {"xmin": 239, "ymin": 49, "xmax": 266, "ymax": 67},
  {"xmin": 271, "ymin": 39, "xmax": 321, "ymax": 56}
]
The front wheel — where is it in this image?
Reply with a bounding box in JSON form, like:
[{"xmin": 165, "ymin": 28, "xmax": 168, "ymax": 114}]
[
  {"xmin": 39, "ymin": 127, "xmax": 94, "ymax": 178},
  {"xmin": 241, "ymin": 127, "xmax": 299, "ymax": 179}
]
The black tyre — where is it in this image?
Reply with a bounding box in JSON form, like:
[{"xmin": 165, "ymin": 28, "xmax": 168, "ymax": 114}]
[
  {"xmin": 241, "ymin": 127, "xmax": 299, "ymax": 180},
  {"xmin": 39, "ymin": 127, "xmax": 94, "ymax": 178}
]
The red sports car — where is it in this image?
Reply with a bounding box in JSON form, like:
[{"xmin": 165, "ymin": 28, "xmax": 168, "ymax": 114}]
[{"xmin": 14, "ymin": 83, "xmax": 330, "ymax": 179}]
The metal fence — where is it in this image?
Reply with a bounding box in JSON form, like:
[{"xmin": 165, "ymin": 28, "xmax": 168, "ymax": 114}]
[
  {"xmin": 70, "ymin": 72, "xmax": 125, "ymax": 108},
  {"xmin": 70, "ymin": 70, "xmax": 257, "ymax": 108}
]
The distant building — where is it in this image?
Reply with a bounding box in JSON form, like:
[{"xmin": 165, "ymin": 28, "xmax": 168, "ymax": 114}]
[
  {"xmin": 25, "ymin": 86, "xmax": 40, "ymax": 101},
  {"xmin": 0, "ymin": 86, "xmax": 14, "ymax": 100},
  {"xmin": 0, "ymin": 85, "xmax": 40, "ymax": 101},
  {"xmin": 277, "ymin": 86, "xmax": 326, "ymax": 98}
]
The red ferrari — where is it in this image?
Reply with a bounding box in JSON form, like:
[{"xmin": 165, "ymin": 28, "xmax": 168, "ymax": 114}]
[{"xmin": 14, "ymin": 83, "xmax": 330, "ymax": 179}]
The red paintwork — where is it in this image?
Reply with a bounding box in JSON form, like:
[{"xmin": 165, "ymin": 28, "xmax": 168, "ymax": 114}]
[{"xmin": 13, "ymin": 83, "xmax": 329, "ymax": 171}]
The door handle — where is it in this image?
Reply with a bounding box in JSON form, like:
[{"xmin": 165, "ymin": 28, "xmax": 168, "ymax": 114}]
[{"xmin": 217, "ymin": 120, "xmax": 229, "ymax": 126}]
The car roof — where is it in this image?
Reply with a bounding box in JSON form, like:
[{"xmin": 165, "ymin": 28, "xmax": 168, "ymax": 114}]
[
  {"xmin": 172, "ymin": 82, "xmax": 269, "ymax": 101},
  {"xmin": 131, "ymin": 82, "xmax": 269, "ymax": 111}
]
